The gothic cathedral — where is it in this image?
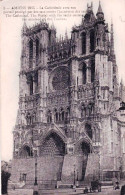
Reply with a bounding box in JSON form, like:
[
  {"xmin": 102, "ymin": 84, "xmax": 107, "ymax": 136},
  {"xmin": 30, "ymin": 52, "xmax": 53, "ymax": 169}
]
[{"xmin": 11, "ymin": 2, "xmax": 125, "ymax": 187}]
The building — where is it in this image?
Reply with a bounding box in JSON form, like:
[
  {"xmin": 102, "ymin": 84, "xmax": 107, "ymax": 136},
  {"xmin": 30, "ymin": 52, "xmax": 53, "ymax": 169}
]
[{"xmin": 11, "ymin": 2, "xmax": 125, "ymax": 187}]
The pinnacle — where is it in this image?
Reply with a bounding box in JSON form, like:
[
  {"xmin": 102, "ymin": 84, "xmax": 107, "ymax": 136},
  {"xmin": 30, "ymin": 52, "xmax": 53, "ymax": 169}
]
[
  {"xmin": 97, "ymin": 1, "xmax": 103, "ymax": 14},
  {"xmin": 22, "ymin": 19, "xmax": 28, "ymax": 34}
]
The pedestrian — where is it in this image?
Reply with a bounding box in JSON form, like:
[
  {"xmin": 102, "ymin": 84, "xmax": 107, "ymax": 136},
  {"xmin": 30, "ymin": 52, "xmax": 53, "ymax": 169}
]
[
  {"xmin": 120, "ymin": 185, "xmax": 125, "ymax": 195},
  {"xmin": 115, "ymin": 176, "xmax": 120, "ymax": 190},
  {"xmin": 112, "ymin": 176, "xmax": 117, "ymax": 189}
]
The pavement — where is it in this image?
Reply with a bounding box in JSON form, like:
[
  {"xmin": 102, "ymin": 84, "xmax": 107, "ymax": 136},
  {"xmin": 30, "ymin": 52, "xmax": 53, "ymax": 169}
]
[{"xmin": 8, "ymin": 186, "xmax": 121, "ymax": 195}]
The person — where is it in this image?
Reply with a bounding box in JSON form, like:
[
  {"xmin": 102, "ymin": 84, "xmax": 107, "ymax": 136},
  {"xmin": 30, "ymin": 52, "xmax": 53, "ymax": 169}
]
[
  {"xmin": 1, "ymin": 170, "xmax": 11, "ymax": 194},
  {"xmin": 120, "ymin": 185, "xmax": 125, "ymax": 195},
  {"xmin": 83, "ymin": 187, "xmax": 88, "ymax": 194},
  {"xmin": 112, "ymin": 176, "xmax": 117, "ymax": 189},
  {"xmin": 115, "ymin": 176, "xmax": 120, "ymax": 190}
]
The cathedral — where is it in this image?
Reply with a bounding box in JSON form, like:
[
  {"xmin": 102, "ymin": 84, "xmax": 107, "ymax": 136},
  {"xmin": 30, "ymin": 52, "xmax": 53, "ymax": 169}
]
[{"xmin": 11, "ymin": 2, "xmax": 125, "ymax": 188}]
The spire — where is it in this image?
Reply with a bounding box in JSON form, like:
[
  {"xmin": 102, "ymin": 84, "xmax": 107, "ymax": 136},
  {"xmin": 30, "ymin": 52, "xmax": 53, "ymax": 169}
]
[
  {"xmin": 110, "ymin": 21, "xmax": 114, "ymax": 55},
  {"xmin": 22, "ymin": 18, "xmax": 28, "ymax": 35},
  {"xmin": 65, "ymin": 29, "xmax": 68, "ymax": 40},
  {"xmin": 97, "ymin": 1, "xmax": 103, "ymax": 13},
  {"xmin": 96, "ymin": 1, "xmax": 104, "ymax": 20}
]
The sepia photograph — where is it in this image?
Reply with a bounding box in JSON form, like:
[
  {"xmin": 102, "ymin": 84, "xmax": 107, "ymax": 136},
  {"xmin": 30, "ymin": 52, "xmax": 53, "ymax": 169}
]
[{"xmin": 1, "ymin": 0, "xmax": 125, "ymax": 194}]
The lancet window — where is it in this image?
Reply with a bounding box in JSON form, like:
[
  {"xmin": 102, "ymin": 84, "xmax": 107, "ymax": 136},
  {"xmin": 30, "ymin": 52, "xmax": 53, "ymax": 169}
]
[
  {"xmin": 82, "ymin": 32, "xmax": 86, "ymax": 54},
  {"xmin": 36, "ymin": 39, "xmax": 39, "ymax": 65},
  {"xmin": 82, "ymin": 63, "xmax": 86, "ymax": 84},
  {"xmin": 90, "ymin": 30, "xmax": 95, "ymax": 52},
  {"xmin": 91, "ymin": 58, "xmax": 95, "ymax": 82},
  {"xmin": 29, "ymin": 40, "xmax": 33, "ymax": 68}
]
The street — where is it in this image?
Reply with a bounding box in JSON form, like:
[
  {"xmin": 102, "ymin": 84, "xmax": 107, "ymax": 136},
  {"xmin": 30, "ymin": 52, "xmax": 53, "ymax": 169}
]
[{"xmin": 8, "ymin": 186, "xmax": 121, "ymax": 195}]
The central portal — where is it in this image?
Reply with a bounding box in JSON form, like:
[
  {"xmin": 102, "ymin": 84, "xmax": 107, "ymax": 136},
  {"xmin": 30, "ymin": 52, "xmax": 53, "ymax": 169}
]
[{"xmin": 39, "ymin": 132, "xmax": 65, "ymax": 181}]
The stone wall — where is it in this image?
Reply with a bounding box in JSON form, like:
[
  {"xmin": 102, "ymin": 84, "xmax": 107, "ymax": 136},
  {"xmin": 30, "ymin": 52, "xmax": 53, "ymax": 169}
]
[{"xmin": 11, "ymin": 156, "xmax": 64, "ymax": 184}]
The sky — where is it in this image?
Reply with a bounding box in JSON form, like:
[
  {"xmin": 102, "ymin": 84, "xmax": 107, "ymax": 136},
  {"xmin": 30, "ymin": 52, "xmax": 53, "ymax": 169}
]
[{"xmin": 1, "ymin": 0, "xmax": 125, "ymax": 161}]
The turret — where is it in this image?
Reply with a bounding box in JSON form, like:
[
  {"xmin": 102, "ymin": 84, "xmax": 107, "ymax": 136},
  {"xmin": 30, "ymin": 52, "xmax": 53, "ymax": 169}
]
[{"xmin": 83, "ymin": 2, "xmax": 96, "ymax": 24}]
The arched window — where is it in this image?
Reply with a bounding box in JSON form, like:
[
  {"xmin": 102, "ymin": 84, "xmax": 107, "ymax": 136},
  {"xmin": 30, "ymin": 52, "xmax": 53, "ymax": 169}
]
[
  {"xmin": 68, "ymin": 50, "xmax": 71, "ymax": 57},
  {"xmin": 81, "ymin": 104, "xmax": 86, "ymax": 118},
  {"xmin": 32, "ymin": 112, "xmax": 36, "ymax": 123},
  {"xmin": 96, "ymin": 129, "xmax": 100, "ymax": 142},
  {"xmin": 82, "ymin": 63, "xmax": 86, "ymax": 84},
  {"xmin": 82, "ymin": 32, "xmax": 86, "ymax": 54},
  {"xmin": 65, "ymin": 107, "xmax": 70, "ymax": 122},
  {"xmin": 47, "ymin": 110, "xmax": 52, "ymax": 123},
  {"xmin": 60, "ymin": 108, "xmax": 65, "ymax": 121},
  {"xmin": 26, "ymin": 112, "xmax": 31, "ymax": 125},
  {"xmin": 90, "ymin": 30, "xmax": 95, "ymax": 52},
  {"xmin": 85, "ymin": 124, "xmax": 92, "ymax": 139},
  {"xmin": 93, "ymin": 129, "xmax": 96, "ymax": 143},
  {"xmin": 54, "ymin": 109, "xmax": 59, "ymax": 122},
  {"xmin": 91, "ymin": 58, "xmax": 95, "ymax": 82},
  {"xmin": 34, "ymin": 72, "xmax": 38, "ymax": 93},
  {"xmin": 88, "ymin": 103, "xmax": 94, "ymax": 116},
  {"xmin": 49, "ymin": 55, "xmax": 52, "ymax": 62},
  {"xmin": 59, "ymin": 53, "xmax": 62, "ymax": 59},
  {"xmin": 29, "ymin": 40, "xmax": 33, "ymax": 68},
  {"xmin": 97, "ymin": 38, "xmax": 100, "ymax": 46},
  {"xmin": 36, "ymin": 39, "xmax": 39, "ymax": 65},
  {"xmin": 20, "ymin": 145, "xmax": 33, "ymax": 158},
  {"xmin": 29, "ymin": 76, "xmax": 33, "ymax": 95}
]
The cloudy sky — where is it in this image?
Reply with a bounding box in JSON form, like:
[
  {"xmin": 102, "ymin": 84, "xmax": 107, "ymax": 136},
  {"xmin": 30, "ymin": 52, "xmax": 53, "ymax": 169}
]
[{"xmin": 1, "ymin": 0, "xmax": 125, "ymax": 161}]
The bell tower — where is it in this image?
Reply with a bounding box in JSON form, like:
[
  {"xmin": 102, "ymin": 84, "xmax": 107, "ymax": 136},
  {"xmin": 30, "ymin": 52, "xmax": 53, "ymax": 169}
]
[{"xmin": 14, "ymin": 21, "xmax": 57, "ymax": 160}]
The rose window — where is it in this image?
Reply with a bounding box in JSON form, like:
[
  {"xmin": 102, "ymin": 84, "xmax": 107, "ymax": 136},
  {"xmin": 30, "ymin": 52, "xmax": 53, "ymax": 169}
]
[{"xmin": 52, "ymin": 68, "xmax": 70, "ymax": 90}]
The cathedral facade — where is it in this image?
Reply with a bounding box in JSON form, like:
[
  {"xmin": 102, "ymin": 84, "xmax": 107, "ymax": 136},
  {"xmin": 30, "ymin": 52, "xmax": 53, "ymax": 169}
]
[{"xmin": 11, "ymin": 2, "xmax": 125, "ymax": 187}]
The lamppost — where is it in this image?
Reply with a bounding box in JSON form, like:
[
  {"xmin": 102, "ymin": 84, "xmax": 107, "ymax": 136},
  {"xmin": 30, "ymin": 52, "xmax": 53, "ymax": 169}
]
[
  {"xmin": 76, "ymin": 169, "xmax": 79, "ymax": 187},
  {"xmin": 33, "ymin": 151, "xmax": 39, "ymax": 195},
  {"xmin": 73, "ymin": 164, "xmax": 76, "ymax": 189}
]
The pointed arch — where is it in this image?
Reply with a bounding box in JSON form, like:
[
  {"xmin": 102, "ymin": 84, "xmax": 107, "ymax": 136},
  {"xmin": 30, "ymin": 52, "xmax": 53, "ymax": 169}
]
[
  {"xmin": 39, "ymin": 130, "xmax": 66, "ymax": 156},
  {"xmin": 75, "ymin": 136, "xmax": 92, "ymax": 154},
  {"xmin": 19, "ymin": 144, "xmax": 33, "ymax": 158}
]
